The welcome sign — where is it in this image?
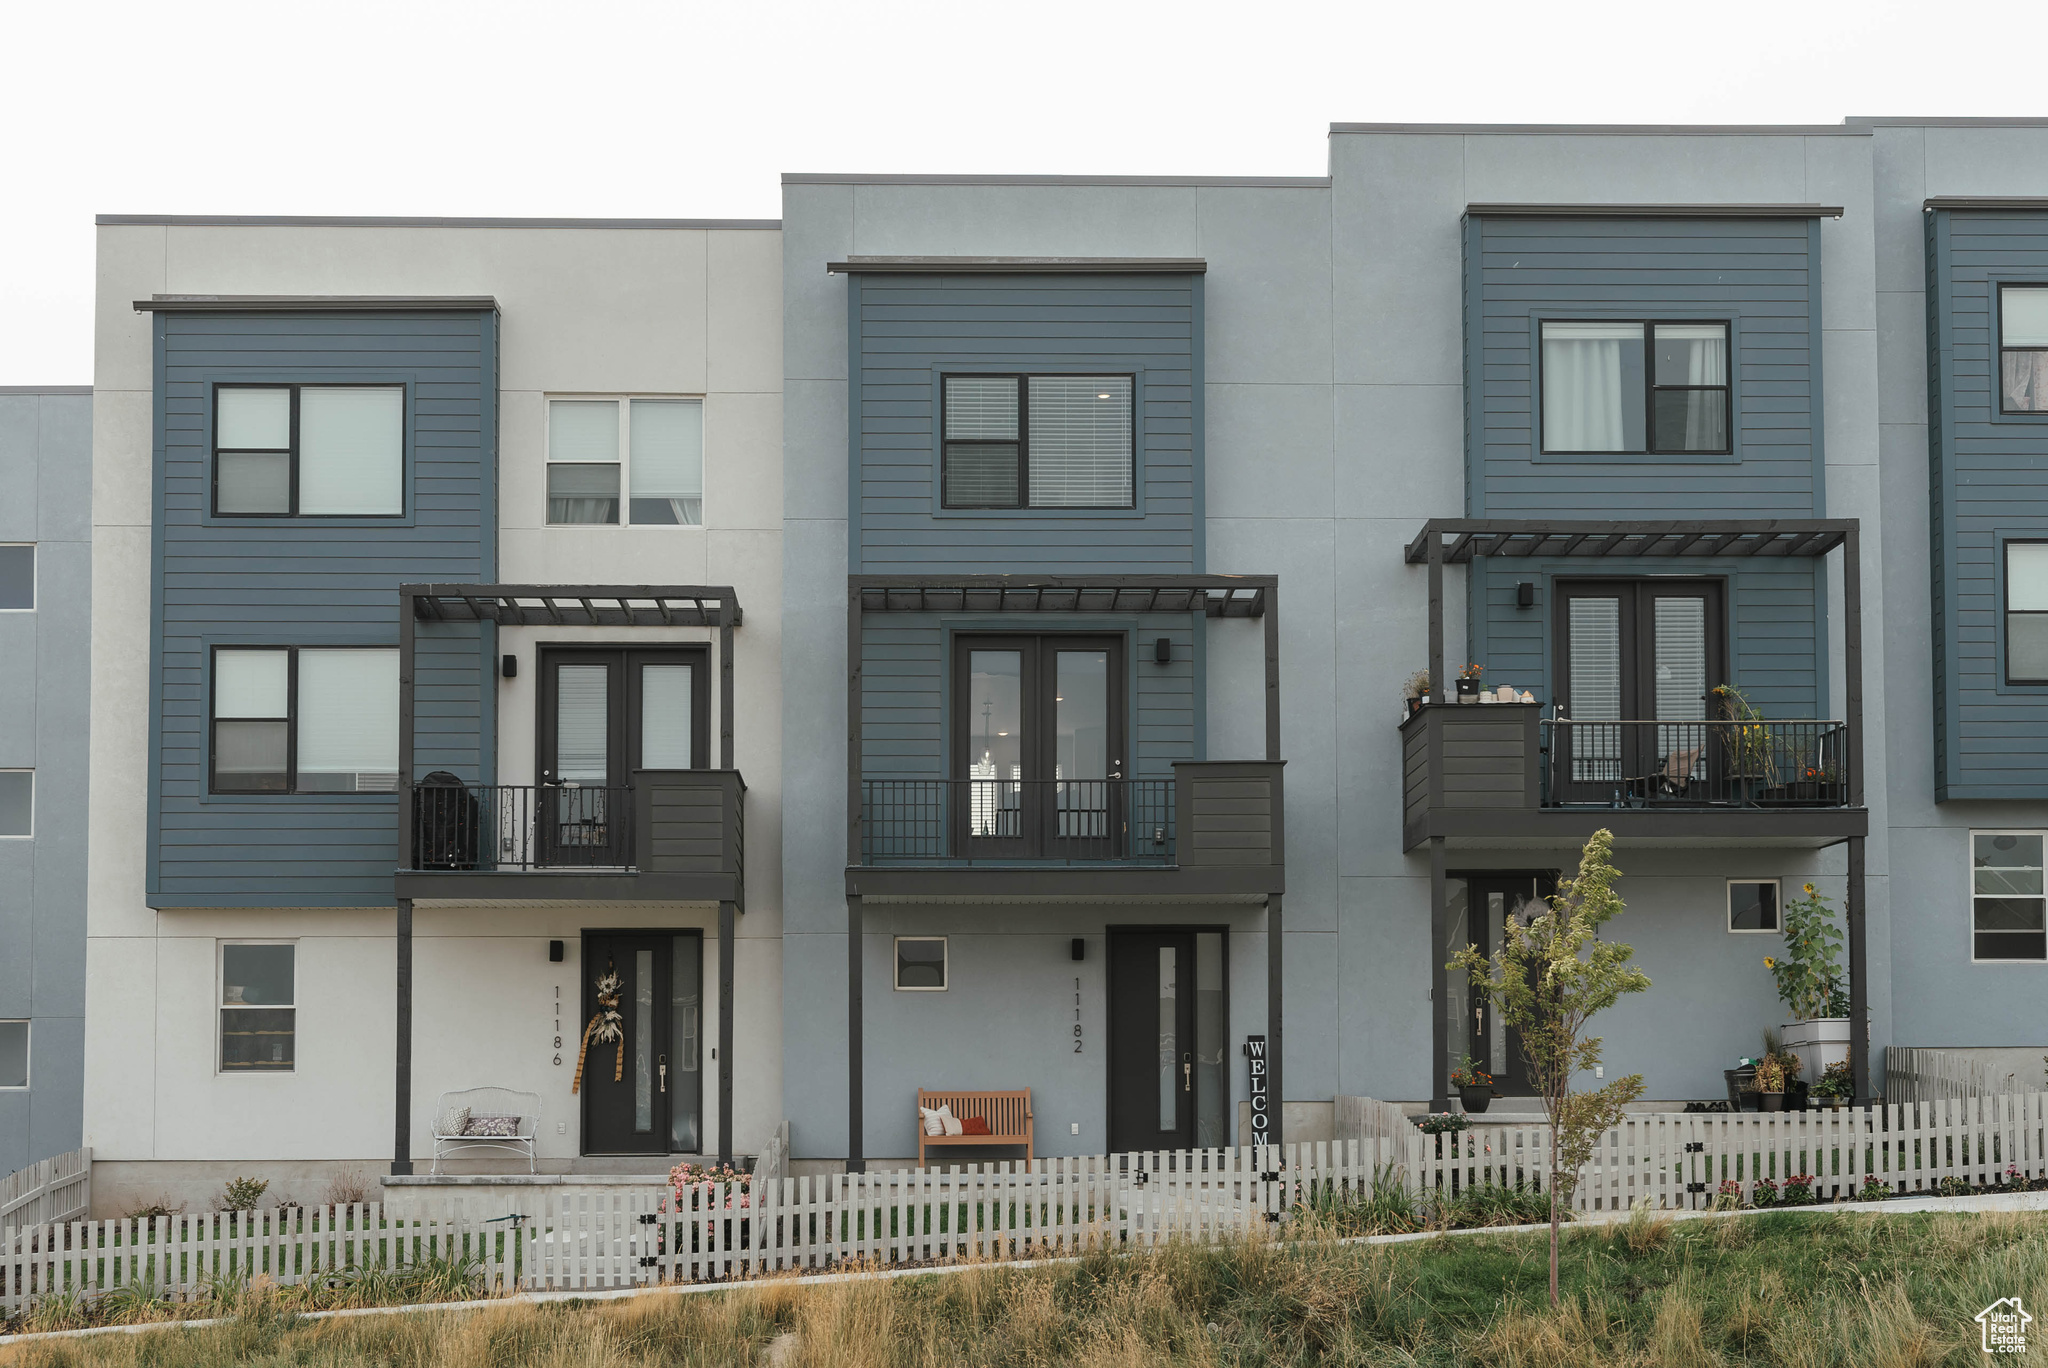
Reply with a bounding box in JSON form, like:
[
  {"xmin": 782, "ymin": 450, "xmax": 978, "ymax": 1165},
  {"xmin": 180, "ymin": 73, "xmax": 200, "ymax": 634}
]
[{"xmin": 1244, "ymin": 1035, "xmax": 1270, "ymax": 1146}]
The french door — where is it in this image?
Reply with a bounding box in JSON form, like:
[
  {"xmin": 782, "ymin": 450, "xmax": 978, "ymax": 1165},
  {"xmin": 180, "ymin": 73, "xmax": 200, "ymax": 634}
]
[
  {"xmin": 952, "ymin": 635, "xmax": 1125, "ymax": 859},
  {"xmin": 1552, "ymin": 580, "xmax": 1724, "ymax": 804},
  {"xmin": 538, "ymin": 649, "xmax": 707, "ymax": 865}
]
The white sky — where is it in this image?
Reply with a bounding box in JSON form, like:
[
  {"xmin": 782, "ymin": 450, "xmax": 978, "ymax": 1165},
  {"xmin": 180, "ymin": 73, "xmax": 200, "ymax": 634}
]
[{"xmin": 3, "ymin": 0, "xmax": 2040, "ymax": 381}]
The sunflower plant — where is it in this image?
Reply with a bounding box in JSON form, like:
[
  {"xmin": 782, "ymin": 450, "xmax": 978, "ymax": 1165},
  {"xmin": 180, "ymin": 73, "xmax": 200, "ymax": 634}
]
[{"xmin": 1765, "ymin": 882, "xmax": 1846, "ymax": 1021}]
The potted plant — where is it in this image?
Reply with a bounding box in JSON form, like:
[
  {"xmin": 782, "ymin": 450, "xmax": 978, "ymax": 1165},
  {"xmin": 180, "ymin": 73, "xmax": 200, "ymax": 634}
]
[
  {"xmin": 1403, "ymin": 669, "xmax": 1431, "ymax": 718},
  {"xmin": 1753, "ymin": 1053, "xmax": 1787, "ymax": 1111},
  {"xmin": 1811, "ymin": 1058, "xmax": 1854, "ymax": 1108},
  {"xmin": 1711, "ymin": 684, "xmax": 1778, "ymax": 798},
  {"xmin": 1768, "ymin": 882, "xmax": 1850, "ymax": 1083},
  {"xmin": 1450, "ymin": 1056, "xmax": 1494, "ymax": 1114},
  {"xmin": 1456, "ymin": 662, "xmax": 1484, "ymax": 704}
]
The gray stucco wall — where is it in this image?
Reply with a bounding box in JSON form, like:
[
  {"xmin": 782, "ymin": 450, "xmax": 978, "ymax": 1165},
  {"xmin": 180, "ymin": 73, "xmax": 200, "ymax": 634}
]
[
  {"xmin": 0, "ymin": 388, "xmax": 91, "ymax": 1175},
  {"xmin": 1864, "ymin": 120, "xmax": 2048, "ymax": 1052},
  {"xmin": 148, "ymin": 311, "xmax": 497, "ymax": 908}
]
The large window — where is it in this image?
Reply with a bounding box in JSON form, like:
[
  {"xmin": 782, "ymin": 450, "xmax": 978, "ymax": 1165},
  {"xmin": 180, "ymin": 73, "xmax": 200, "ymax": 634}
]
[
  {"xmin": 2000, "ymin": 286, "xmax": 2048, "ymax": 412},
  {"xmin": 941, "ymin": 375, "xmax": 1134, "ymax": 509},
  {"xmin": 1540, "ymin": 321, "xmax": 1730, "ymax": 455},
  {"xmin": 546, "ymin": 398, "xmax": 703, "ymax": 526},
  {"xmin": 211, "ymin": 647, "xmax": 398, "ymax": 794},
  {"xmin": 220, "ymin": 943, "xmax": 295, "ymax": 1072},
  {"xmin": 213, "ymin": 385, "xmax": 404, "ymax": 516},
  {"xmin": 0, "ymin": 545, "xmax": 32, "ymax": 610},
  {"xmin": 1972, "ymin": 832, "xmax": 2047, "ymax": 962},
  {"xmin": 2007, "ymin": 542, "xmax": 2048, "ymax": 684}
]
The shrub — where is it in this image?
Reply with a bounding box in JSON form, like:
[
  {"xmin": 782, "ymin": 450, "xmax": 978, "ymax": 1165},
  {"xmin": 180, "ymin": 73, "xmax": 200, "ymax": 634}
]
[
  {"xmin": 221, "ymin": 1176, "xmax": 270, "ymax": 1211},
  {"xmin": 1781, "ymin": 1172, "xmax": 1816, "ymax": 1205},
  {"xmin": 1859, "ymin": 1174, "xmax": 1892, "ymax": 1201},
  {"xmin": 1938, "ymin": 1175, "xmax": 1973, "ymax": 1197},
  {"xmin": 1715, "ymin": 1178, "xmax": 1745, "ymax": 1211},
  {"xmin": 124, "ymin": 1197, "xmax": 183, "ymax": 1220},
  {"xmin": 1750, "ymin": 1177, "xmax": 1780, "ymax": 1207},
  {"xmin": 1416, "ymin": 1111, "xmax": 1470, "ymax": 1135},
  {"xmin": 321, "ymin": 1167, "xmax": 372, "ymax": 1208}
]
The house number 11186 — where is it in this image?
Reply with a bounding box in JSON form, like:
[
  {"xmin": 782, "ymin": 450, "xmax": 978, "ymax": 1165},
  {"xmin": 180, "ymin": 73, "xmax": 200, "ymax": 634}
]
[{"xmin": 1074, "ymin": 977, "xmax": 1083, "ymax": 1053}]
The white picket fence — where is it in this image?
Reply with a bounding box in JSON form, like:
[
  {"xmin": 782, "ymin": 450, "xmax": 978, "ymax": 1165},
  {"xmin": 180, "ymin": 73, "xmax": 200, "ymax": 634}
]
[
  {"xmin": 0, "ymin": 1148, "xmax": 90, "ymax": 1231},
  {"xmin": 7, "ymin": 1094, "xmax": 2046, "ymax": 1312},
  {"xmin": 1886, "ymin": 1045, "xmax": 1996, "ymax": 1104}
]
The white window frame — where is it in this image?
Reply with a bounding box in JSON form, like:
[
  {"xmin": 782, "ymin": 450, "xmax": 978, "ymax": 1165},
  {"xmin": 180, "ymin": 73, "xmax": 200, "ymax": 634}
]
[
  {"xmin": 0, "ymin": 769, "xmax": 32, "ymax": 839},
  {"xmin": 893, "ymin": 936, "xmax": 948, "ymax": 992},
  {"xmin": 1970, "ymin": 829, "xmax": 2048, "ymax": 964},
  {"xmin": 218, "ymin": 940, "xmax": 298, "ymax": 1075},
  {"xmin": 0, "ymin": 543, "xmax": 34, "ymax": 612},
  {"xmin": 1727, "ymin": 878, "xmax": 1781, "ymax": 933},
  {"xmin": 0, "ymin": 1019, "xmax": 27, "ymax": 1090},
  {"xmin": 544, "ymin": 395, "xmax": 706, "ymax": 529}
]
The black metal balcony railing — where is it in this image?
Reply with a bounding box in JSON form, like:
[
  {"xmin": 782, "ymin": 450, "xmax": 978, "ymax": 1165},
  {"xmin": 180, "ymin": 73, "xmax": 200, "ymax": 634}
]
[
  {"xmin": 408, "ymin": 782, "xmax": 636, "ymax": 871},
  {"xmin": 1541, "ymin": 719, "xmax": 1851, "ymax": 808},
  {"xmin": 861, "ymin": 779, "xmax": 1176, "ymax": 865}
]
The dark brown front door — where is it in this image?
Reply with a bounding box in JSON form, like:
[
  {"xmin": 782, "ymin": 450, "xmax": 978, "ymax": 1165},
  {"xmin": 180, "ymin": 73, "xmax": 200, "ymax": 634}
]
[
  {"xmin": 581, "ymin": 934, "xmax": 672, "ymax": 1155},
  {"xmin": 1108, "ymin": 931, "xmax": 1196, "ymax": 1152}
]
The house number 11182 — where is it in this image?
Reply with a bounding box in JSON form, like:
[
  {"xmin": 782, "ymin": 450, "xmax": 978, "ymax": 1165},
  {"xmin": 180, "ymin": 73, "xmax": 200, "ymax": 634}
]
[{"xmin": 1074, "ymin": 977, "xmax": 1083, "ymax": 1053}]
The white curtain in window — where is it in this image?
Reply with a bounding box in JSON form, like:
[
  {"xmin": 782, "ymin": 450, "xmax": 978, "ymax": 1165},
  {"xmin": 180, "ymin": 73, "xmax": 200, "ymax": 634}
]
[
  {"xmin": 296, "ymin": 650, "xmax": 399, "ymax": 789},
  {"xmin": 1027, "ymin": 376, "xmax": 1132, "ymax": 507},
  {"xmin": 216, "ymin": 650, "xmax": 289, "ymax": 718},
  {"xmin": 640, "ymin": 664, "xmax": 694, "ymax": 769},
  {"xmin": 629, "ymin": 400, "xmax": 704, "ymax": 525},
  {"xmin": 299, "ymin": 388, "xmax": 403, "ymax": 515},
  {"xmin": 1542, "ymin": 323, "xmax": 1638, "ymax": 452}
]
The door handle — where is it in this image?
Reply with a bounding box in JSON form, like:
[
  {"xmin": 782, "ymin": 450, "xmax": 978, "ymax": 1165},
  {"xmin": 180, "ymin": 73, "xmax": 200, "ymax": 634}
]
[
  {"xmin": 1183, "ymin": 1053, "xmax": 1191, "ymax": 1092},
  {"xmin": 659, "ymin": 1055, "xmax": 668, "ymax": 1094}
]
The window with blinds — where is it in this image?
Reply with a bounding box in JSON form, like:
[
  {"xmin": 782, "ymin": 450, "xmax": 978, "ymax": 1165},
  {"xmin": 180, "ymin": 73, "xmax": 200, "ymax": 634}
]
[
  {"xmin": 214, "ymin": 385, "xmax": 405, "ymax": 517},
  {"xmin": 546, "ymin": 397, "xmax": 704, "ymax": 526},
  {"xmin": 941, "ymin": 374, "xmax": 1135, "ymax": 509},
  {"xmin": 210, "ymin": 646, "xmax": 398, "ymax": 794}
]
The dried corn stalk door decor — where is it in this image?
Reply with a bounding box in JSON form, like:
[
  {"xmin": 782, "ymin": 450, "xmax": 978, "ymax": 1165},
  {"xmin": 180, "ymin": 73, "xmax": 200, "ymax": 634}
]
[{"xmin": 572, "ymin": 967, "xmax": 625, "ymax": 1093}]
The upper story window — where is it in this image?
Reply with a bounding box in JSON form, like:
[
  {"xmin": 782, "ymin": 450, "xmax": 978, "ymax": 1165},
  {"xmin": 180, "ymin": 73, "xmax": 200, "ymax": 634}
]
[
  {"xmin": 214, "ymin": 385, "xmax": 404, "ymax": 516},
  {"xmin": 0, "ymin": 545, "xmax": 31, "ymax": 610},
  {"xmin": 1972, "ymin": 832, "xmax": 2047, "ymax": 962},
  {"xmin": 547, "ymin": 398, "xmax": 703, "ymax": 527},
  {"xmin": 2000, "ymin": 286, "xmax": 2048, "ymax": 412},
  {"xmin": 211, "ymin": 647, "xmax": 398, "ymax": 794},
  {"xmin": 2006, "ymin": 542, "xmax": 2048, "ymax": 684},
  {"xmin": 941, "ymin": 375, "xmax": 1134, "ymax": 509},
  {"xmin": 1540, "ymin": 322, "xmax": 1730, "ymax": 455}
]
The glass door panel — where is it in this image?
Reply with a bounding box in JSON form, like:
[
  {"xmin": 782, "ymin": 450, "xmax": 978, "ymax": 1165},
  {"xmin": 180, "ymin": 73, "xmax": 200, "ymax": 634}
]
[
  {"xmin": 1563, "ymin": 594, "xmax": 1623, "ymax": 797},
  {"xmin": 640, "ymin": 664, "xmax": 694, "ymax": 769},
  {"xmin": 670, "ymin": 933, "xmax": 703, "ymax": 1153},
  {"xmin": 1109, "ymin": 930, "xmax": 1196, "ymax": 1152},
  {"xmin": 965, "ymin": 649, "xmax": 1026, "ymax": 855},
  {"xmin": 1652, "ymin": 596, "xmax": 1708, "ymax": 790},
  {"xmin": 1553, "ymin": 581, "xmax": 1723, "ymax": 804},
  {"xmin": 1052, "ymin": 649, "xmax": 1114, "ymax": 855},
  {"xmin": 546, "ymin": 662, "xmax": 616, "ymax": 862}
]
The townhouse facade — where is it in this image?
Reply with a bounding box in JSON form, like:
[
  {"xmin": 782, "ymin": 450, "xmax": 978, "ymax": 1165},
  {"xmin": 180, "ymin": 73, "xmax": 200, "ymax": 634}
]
[
  {"xmin": 62, "ymin": 118, "xmax": 2048, "ymax": 1204},
  {"xmin": 0, "ymin": 386, "xmax": 90, "ymax": 1176}
]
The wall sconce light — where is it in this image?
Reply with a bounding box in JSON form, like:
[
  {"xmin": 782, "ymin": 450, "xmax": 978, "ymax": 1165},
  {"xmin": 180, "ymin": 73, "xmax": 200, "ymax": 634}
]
[
  {"xmin": 1516, "ymin": 582, "xmax": 1536, "ymax": 610},
  {"xmin": 548, "ymin": 939, "xmax": 564, "ymax": 963},
  {"xmin": 1071, "ymin": 938, "xmax": 1086, "ymax": 961},
  {"xmin": 502, "ymin": 654, "xmax": 519, "ymax": 678},
  {"xmin": 1154, "ymin": 636, "xmax": 1173, "ymax": 665}
]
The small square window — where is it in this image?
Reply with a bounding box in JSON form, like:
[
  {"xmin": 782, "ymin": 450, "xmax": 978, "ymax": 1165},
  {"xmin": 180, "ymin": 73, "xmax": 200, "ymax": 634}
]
[
  {"xmin": 1972, "ymin": 832, "xmax": 2048, "ymax": 962},
  {"xmin": 0, "ymin": 545, "xmax": 33, "ymax": 610},
  {"xmin": 1728, "ymin": 880, "xmax": 1780, "ymax": 932},
  {"xmin": 0, "ymin": 771, "xmax": 31, "ymax": 837},
  {"xmin": 0, "ymin": 1020, "xmax": 26, "ymax": 1088},
  {"xmin": 221, "ymin": 943, "xmax": 296, "ymax": 1071},
  {"xmin": 895, "ymin": 937, "xmax": 947, "ymax": 991}
]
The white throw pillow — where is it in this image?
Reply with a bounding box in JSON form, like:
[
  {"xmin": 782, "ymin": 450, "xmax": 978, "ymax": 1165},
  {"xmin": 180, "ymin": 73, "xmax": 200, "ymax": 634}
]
[
  {"xmin": 919, "ymin": 1106, "xmax": 945, "ymax": 1137},
  {"xmin": 941, "ymin": 1108, "xmax": 964, "ymax": 1137}
]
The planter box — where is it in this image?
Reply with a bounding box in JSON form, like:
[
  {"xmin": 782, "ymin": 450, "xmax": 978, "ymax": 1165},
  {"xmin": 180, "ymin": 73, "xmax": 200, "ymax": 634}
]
[{"xmin": 1783, "ymin": 1017, "xmax": 1850, "ymax": 1083}]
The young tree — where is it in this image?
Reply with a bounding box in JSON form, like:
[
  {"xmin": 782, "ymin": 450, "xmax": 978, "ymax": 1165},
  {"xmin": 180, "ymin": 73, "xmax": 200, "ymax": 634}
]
[{"xmin": 1449, "ymin": 827, "xmax": 1651, "ymax": 1304}]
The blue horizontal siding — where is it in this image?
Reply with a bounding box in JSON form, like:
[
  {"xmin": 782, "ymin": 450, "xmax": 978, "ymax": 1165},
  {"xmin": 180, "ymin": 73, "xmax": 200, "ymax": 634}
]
[{"xmin": 149, "ymin": 310, "xmax": 497, "ymax": 907}]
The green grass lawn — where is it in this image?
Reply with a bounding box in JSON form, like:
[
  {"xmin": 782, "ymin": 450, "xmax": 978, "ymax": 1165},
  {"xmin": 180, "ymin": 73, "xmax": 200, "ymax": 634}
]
[{"xmin": 5, "ymin": 1208, "xmax": 2045, "ymax": 1366}]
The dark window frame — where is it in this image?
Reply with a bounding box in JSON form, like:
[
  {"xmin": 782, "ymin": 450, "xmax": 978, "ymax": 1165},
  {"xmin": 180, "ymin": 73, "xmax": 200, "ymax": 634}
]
[
  {"xmin": 1971, "ymin": 829, "xmax": 2048, "ymax": 964},
  {"xmin": 1998, "ymin": 285, "xmax": 2048, "ymax": 415},
  {"xmin": 2004, "ymin": 539, "xmax": 2048, "ymax": 685},
  {"xmin": 208, "ymin": 645, "xmax": 398, "ymax": 796},
  {"xmin": 939, "ymin": 373, "xmax": 1137, "ymax": 510},
  {"xmin": 0, "ymin": 544, "xmax": 35, "ymax": 611},
  {"xmin": 534, "ymin": 645, "xmax": 714, "ymax": 786},
  {"xmin": 1537, "ymin": 319, "xmax": 1734, "ymax": 457},
  {"xmin": 210, "ymin": 382, "xmax": 407, "ymax": 519}
]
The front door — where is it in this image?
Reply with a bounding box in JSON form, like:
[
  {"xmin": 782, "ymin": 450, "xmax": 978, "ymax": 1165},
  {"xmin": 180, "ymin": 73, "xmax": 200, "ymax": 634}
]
[
  {"xmin": 1108, "ymin": 931, "xmax": 1196, "ymax": 1152},
  {"xmin": 538, "ymin": 649, "xmax": 708, "ymax": 866},
  {"xmin": 1552, "ymin": 580, "xmax": 1724, "ymax": 803},
  {"xmin": 954, "ymin": 636, "xmax": 1125, "ymax": 859},
  {"xmin": 1462, "ymin": 876, "xmax": 1551, "ymax": 1097},
  {"xmin": 581, "ymin": 934, "xmax": 674, "ymax": 1156}
]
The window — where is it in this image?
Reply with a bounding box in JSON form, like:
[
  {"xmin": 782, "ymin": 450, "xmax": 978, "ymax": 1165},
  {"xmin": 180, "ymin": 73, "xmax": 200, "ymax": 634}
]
[
  {"xmin": 1552, "ymin": 580, "xmax": 1723, "ymax": 799},
  {"xmin": 546, "ymin": 398, "xmax": 703, "ymax": 526},
  {"xmin": 213, "ymin": 385, "xmax": 404, "ymax": 516},
  {"xmin": 2000, "ymin": 286, "xmax": 2048, "ymax": 412},
  {"xmin": 0, "ymin": 1020, "xmax": 24, "ymax": 1088},
  {"xmin": 0, "ymin": 771, "xmax": 29, "ymax": 837},
  {"xmin": 0, "ymin": 545, "xmax": 31, "ymax": 610},
  {"xmin": 1540, "ymin": 321, "xmax": 1730, "ymax": 455},
  {"xmin": 895, "ymin": 937, "xmax": 947, "ymax": 990},
  {"xmin": 2007, "ymin": 542, "xmax": 2048, "ymax": 684},
  {"xmin": 1972, "ymin": 832, "xmax": 2047, "ymax": 962},
  {"xmin": 211, "ymin": 647, "xmax": 398, "ymax": 794},
  {"xmin": 1728, "ymin": 880, "xmax": 1780, "ymax": 932},
  {"xmin": 220, "ymin": 943, "xmax": 295, "ymax": 1071},
  {"xmin": 954, "ymin": 634, "xmax": 1126, "ymax": 857},
  {"xmin": 941, "ymin": 375, "xmax": 1134, "ymax": 509}
]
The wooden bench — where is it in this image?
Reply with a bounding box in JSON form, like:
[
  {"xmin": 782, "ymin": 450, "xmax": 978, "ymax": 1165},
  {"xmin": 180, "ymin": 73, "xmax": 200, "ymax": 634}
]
[{"xmin": 917, "ymin": 1088, "xmax": 1033, "ymax": 1166}]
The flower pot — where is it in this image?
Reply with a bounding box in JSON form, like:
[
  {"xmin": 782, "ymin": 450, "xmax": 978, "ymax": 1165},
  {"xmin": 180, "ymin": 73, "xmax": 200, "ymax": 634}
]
[
  {"xmin": 1455, "ymin": 679, "xmax": 1479, "ymax": 703},
  {"xmin": 1781, "ymin": 1018, "xmax": 1850, "ymax": 1083},
  {"xmin": 1725, "ymin": 1066, "xmax": 1757, "ymax": 1111},
  {"xmin": 1759, "ymin": 1091, "xmax": 1785, "ymax": 1112},
  {"xmin": 1458, "ymin": 1085, "xmax": 1492, "ymax": 1114}
]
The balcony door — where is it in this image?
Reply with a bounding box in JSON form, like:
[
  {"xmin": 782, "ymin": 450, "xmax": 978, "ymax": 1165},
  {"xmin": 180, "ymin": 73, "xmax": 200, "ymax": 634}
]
[
  {"xmin": 952, "ymin": 635, "xmax": 1125, "ymax": 860},
  {"xmin": 538, "ymin": 648, "xmax": 708, "ymax": 866},
  {"xmin": 1552, "ymin": 580, "xmax": 1723, "ymax": 804}
]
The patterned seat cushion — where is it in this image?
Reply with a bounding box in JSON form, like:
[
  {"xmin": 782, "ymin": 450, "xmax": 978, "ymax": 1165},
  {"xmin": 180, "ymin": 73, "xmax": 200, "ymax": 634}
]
[{"xmin": 463, "ymin": 1114, "xmax": 522, "ymax": 1138}]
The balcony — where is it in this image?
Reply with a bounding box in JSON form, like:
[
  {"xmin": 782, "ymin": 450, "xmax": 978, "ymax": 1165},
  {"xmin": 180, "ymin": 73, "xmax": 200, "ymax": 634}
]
[
  {"xmin": 395, "ymin": 769, "xmax": 746, "ymax": 904},
  {"xmin": 1399, "ymin": 704, "xmax": 1864, "ymax": 850},
  {"xmin": 848, "ymin": 761, "xmax": 1284, "ymax": 901}
]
